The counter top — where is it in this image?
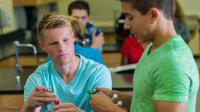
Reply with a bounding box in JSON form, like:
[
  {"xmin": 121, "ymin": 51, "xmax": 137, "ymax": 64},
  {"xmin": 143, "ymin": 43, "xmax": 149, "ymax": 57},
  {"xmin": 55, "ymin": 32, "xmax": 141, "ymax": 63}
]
[{"xmin": 0, "ymin": 68, "xmax": 133, "ymax": 94}]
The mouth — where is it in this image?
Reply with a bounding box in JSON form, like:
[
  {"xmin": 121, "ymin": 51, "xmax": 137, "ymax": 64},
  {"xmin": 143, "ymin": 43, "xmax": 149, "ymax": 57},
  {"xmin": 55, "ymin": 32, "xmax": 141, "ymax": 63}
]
[
  {"xmin": 130, "ymin": 31, "xmax": 137, "ymax": 37},
  {"xmin": 58, "ymin": 53, "xmax": 67, "ymax": 59}
]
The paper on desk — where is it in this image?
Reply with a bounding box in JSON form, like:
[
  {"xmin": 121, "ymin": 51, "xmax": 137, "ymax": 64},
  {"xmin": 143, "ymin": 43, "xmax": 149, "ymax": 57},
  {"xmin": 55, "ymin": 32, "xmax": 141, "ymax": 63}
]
[{"xmin": 109, "ymin": 64, "xmax": 137, "ymax": 73}]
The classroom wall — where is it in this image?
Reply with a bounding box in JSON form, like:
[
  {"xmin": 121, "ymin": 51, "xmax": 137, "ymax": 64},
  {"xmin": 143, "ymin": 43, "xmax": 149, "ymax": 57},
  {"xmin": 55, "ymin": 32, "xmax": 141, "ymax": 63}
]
[
  {"xmin": 178, "ymin": 0, "xmax": 200, "ymax": 55},
  {"xmin": 0, "ymin": 0, "xmax": 199, "ymax": 55},
  {"xmin": 0, "ymin": 0, "xmax": 17, "ymax": 34},
  {"xmin": 178, "ymin": 0, "xmax": 200, "ymax": 16},
  {"xmin": 57, "ymin": 0, "xmax": 121, "ymax": 29}
]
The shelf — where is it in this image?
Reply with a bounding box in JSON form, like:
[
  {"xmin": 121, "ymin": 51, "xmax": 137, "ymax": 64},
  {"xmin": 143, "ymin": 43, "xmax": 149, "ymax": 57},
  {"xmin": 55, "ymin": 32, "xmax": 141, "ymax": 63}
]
[{"xmin": 13, "ymin": 0, "xmax": 58, "ymax": 7}]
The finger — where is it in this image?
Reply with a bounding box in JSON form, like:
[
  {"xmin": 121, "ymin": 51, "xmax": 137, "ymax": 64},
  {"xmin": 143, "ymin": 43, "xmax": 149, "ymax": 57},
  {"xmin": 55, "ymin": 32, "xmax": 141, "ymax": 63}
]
[
  {"xmin": 34, "ymin": 91, "xmax": 56, "ymax": 98},
  {"xmin": 35, "ymin": 101, "xmax": 51, "ymax": 106},
  {"xmin": 92, "ymin": 29, "xmax": 97, "ymax": 37},
  {"xmin": 96, "ymin": 87, "xmax": 109, "ymax": 93},
  {"xmin": 54, "ymin": 108, "xmax": 76, "ymax": 112},
  {"xmin": 35, "ymin": 96, "xmax": 57, "ymax": 104},
  {"xmin": 52, "ymin": 103, "xmax": 75, "ymax": 110},
  {"xmin": 35, "ymin": 86, "xmax": 52, "ymax": 92}
]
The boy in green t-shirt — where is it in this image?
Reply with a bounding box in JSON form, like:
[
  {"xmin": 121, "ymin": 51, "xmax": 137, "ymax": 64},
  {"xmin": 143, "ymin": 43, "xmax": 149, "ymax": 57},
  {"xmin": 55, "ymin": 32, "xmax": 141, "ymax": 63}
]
[{"xmin": 89, "ymin": 0, "xmax": 199, "ymax": 112}]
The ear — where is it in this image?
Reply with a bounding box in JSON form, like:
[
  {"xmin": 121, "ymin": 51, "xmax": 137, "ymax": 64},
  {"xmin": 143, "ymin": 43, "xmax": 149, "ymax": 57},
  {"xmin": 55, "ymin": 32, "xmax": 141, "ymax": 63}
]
[
  {"xmin": 38, "ymin": 40, "xmax": 46, "ymax": 51},
  {"xmin": 148, "ymin": 8, "xmax": 160, "ymax": 23},
  {"xmin": 71, "ymin": 31, "xmax": 75, "ymax": 42}
]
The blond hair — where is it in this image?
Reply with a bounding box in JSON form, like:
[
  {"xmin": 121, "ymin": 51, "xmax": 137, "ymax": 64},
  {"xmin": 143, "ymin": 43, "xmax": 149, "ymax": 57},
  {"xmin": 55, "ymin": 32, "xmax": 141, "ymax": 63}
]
[
  {"xmin": 66, "ymin": 16, "xmax": 85, "ymax": 42},
  {"xmin": 37, "ymin": 12, "xmax": 72, "ymax": 41}
]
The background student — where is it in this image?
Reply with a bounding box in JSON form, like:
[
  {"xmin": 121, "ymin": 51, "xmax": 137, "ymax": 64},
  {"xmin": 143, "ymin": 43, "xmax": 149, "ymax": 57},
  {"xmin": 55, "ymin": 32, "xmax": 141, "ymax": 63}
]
[{"xmin": 68, "ymin": 0, "xmax": 104, "ymax": 51}]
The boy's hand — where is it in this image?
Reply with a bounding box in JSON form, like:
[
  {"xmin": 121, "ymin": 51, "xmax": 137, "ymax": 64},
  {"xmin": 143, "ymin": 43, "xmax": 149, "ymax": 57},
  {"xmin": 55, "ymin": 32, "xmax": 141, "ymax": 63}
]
[
  {"xmin": 52, "ymin": 103, "xmax": 85, "ymax": 112},
  {"xmin": 23, "ymin": 85, "xmax": 57, "ymax": 111},
  {"xmin": 90, "ymin": 92, "xmax": 121, "ymax": 112}
]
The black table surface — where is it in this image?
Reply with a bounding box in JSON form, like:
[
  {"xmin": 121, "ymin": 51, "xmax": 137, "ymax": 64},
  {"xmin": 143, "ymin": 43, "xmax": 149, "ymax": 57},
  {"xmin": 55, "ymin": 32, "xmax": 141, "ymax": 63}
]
[{"xmin": 0, "ymin": 68, "xmax": 133, "ymax": 94}]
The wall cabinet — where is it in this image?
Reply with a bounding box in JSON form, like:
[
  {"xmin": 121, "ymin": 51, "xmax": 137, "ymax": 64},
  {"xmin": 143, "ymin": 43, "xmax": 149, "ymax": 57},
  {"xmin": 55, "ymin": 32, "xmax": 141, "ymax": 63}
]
[
  {"xmin": 0, "ymin": 94, "xmax": 24, "ymax": 112},
  {"xmin": 13, "ymin": 0, "xmax": 58, "ymax": 7}
]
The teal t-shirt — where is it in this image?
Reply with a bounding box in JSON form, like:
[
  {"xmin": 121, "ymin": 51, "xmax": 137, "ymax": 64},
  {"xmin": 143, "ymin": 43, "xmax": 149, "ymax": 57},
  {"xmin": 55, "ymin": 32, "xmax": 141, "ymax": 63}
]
[
  {"xmin": 130, "ymin": 35, "xmax": 199, "ymax": 112},
  {"xmin": 24, "ymin": 55, "xmax": 112, "ymax": 112}
]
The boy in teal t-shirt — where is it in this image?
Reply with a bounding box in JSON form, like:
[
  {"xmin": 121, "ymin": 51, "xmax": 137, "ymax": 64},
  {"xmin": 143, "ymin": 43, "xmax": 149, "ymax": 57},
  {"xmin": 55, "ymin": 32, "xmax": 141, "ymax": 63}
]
[{"xmin": 21, "ymin": 13, "xmax": 111, "ymax": 112}]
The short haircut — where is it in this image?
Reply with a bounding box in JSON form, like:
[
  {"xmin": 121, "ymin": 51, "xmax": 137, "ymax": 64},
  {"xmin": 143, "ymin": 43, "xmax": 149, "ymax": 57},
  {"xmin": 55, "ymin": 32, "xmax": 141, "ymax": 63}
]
[
  {"xmin": 120, "ymin": 0, "xmax": 174, "ymax": 19},
  {"xmin": 37, "ymin": 12, "xmax": 72, "ymax": 41},
  {"xmin": 68, "ymin": 1, "xmax": 90, "ymax": 16}
]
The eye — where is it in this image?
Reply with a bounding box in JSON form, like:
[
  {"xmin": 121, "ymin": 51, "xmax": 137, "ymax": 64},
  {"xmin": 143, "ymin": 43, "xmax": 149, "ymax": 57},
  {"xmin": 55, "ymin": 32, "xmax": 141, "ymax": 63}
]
[
  {"xmin": 63, "ymin": 39, "xmax": 69, "ymax": 42},
  {"xmin": 126, "ymin": 15, "xmax": 133, "ymax": 21},
  {"xmin": 48, "ymin": 41, "xmax": 57, "ymax": 45},
  {"xmin": 81, "ymin": 16, "xmax": 87, "ymax": 20}
]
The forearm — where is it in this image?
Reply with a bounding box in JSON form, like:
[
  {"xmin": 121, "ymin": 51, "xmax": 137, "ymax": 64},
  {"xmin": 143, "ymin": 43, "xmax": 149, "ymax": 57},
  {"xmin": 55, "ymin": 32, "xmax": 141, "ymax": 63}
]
[
  {"xmin": 121, "ymin": 57, "xmax": 129, "ymax": 65},
  {"xmin": 112, "ymin": 90, "xmax": 132, "ymax": 110}
]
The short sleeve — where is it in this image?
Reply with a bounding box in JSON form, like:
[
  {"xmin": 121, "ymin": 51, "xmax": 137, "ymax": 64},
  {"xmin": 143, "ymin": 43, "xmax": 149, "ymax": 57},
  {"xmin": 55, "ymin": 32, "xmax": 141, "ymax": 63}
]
[
  {"xmin": 93, "ymin": 65, "xmax": 112, "ymax": 89},
  {"xmin": 152, "ymin": 58, "xmax": 190, "ymax": 102}
]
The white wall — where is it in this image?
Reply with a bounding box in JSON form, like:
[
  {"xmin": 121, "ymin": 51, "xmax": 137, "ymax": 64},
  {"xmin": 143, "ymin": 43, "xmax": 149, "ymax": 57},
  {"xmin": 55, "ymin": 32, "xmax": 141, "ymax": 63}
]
[
  {"xmin": 178, "ymin": 0, "xmax": 200, "ymax": 16},
  {"xmin": 0, "ymin": 0, "xmax": 17, "ymax": 34},
  {"xmin": 177, "ymin": 0, "xmax": 200, "ymax": 55},
  {"xmin": 57, "ymin": 0, "xmax": 121, "ymax": 29}
]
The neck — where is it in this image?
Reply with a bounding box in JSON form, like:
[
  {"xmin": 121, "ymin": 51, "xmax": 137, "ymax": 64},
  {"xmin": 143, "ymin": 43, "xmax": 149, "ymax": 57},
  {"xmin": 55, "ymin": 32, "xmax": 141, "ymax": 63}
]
[
  {"xmin": 151, "ymin": 19, "xmax": 177, "ymax": 49},
  {"xmin": 54, "ymin": 56, "xmax": 79, "ymax": 83}
]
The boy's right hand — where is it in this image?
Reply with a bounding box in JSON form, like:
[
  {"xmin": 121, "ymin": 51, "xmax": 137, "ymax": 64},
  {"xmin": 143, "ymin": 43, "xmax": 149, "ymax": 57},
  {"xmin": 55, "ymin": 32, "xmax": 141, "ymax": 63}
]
[
  {"xmin": 95, "ymin": 88, "xmax": 114, "ymax": 98},
  {"xmin": 91, "ymin": 31, "xmax": 104, "ymax": 49},
  {"xmin": 24, "ymin": 85, "xmax": 57, "ymax": 111}
]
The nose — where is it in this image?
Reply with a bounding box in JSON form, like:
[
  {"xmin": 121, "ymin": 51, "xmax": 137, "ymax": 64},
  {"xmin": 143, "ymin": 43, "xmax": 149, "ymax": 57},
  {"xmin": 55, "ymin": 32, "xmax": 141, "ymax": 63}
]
[
  {"xmin": 124, "ymin": 19, "xmax": 131, "ymax": 30},
  {"xmin": 124, "ymin": 22, "xmax": 130, "ymax": 30},
  {"xmin": 78, "ymin": 18, "xmax": 84, "ymax": 24},
  {"xmin": 58, "ymin": 42, "xmax": 65, "ymax": 53}
]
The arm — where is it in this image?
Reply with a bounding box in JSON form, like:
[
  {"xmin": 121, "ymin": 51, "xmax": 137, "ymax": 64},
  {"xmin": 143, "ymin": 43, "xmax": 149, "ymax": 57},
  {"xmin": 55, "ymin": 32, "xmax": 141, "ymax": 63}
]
[
  {"xmin": 152, "ymin": 58, "xmax": 191, "ymax": 112},
  {"xmin": 154, "ymin": 101, "xmax": 187, "ymax": 112},
  {"xmin": 90, "ymin": 32, "xmax": 104, "ymax": 49},
  {"xmin": 96, "ymin": 88, "xmax": 132, "ymax": 110},
  {"xmin": 90, "ymin": 89, "xmax": 132, "ymax": 112},
  {"xmin": 121, "ymin": 56, "xmax": 129, "ymax": 65},
  {"xmin": 90, "ymin": 93, "xmax": 125, "ymax": 112}
]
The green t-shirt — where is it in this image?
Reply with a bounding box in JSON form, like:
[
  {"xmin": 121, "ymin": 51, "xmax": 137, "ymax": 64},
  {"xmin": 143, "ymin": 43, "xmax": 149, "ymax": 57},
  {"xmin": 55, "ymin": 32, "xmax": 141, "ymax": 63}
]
[{"xmin": 130, "ymin": 35, "xmax": 199, "ymax": 112}]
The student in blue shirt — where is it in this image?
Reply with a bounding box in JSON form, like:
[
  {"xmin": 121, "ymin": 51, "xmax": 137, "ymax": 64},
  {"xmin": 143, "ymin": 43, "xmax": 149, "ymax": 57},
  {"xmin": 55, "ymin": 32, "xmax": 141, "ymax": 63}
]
[
  {"xmin": 21, "ymin": 13, "xmax": 111, "ymax": 112},
  {"xmin": 68, "ymin": 0, "xmax": 104, "ymax": 51},
  {"xmin": 45, "ymin": 16, "xmax": 104, "ymax": 64}
]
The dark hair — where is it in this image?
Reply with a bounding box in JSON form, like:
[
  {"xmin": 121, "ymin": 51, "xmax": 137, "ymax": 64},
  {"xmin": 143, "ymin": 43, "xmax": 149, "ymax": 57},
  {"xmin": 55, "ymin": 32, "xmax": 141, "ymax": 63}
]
[
  {"xmin": 68, "ymin": 1, "xmax": 90, "ymax": 16},
  {"xmin": 120, "ymin": 0, "xmax": 174, "ymax": 19}
]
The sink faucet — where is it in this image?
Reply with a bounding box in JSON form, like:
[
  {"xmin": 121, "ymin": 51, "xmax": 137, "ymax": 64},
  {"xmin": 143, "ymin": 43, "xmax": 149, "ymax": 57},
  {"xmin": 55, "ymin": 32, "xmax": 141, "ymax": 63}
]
[{"xmin": 13, "ymin": 40, "xmax": 37, "ymax": 78}]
